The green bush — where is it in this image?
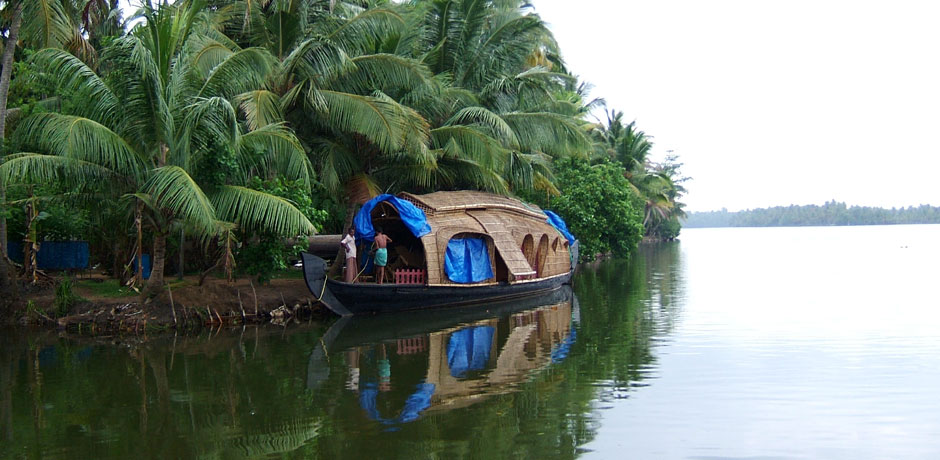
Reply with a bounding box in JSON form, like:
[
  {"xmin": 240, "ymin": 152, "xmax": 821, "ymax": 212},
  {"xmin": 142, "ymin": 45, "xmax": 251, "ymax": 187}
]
[
  {"xmin": 236, "ymin": 177, "xmax": 329, "ymax": 283},
  {"xmin": 654, "ymin": 217, "xmax": 682, "ymax": 240},
  {"xmin": 548, "ymin": 158, "xmax": 645, "ymax": 262}
]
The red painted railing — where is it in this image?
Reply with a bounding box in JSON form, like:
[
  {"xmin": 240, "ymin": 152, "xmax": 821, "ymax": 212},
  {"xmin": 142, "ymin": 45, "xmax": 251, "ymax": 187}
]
[
  {"xmin": 397, "ymin": 337, "xmax": 428, "ymax": 354},
  {"xmin": 394, "ymin": 268, "xmax": 426, "ymax": 285}
]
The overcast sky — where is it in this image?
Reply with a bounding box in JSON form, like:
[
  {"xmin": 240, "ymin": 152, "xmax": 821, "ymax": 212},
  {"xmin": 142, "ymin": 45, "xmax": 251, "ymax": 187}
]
[
  {"xmin": 533, "ymin": 0, "xmax": 940, "ymax": 211},
  {"xmin": 119, "ymin": 1, "xmax": 940, "ymax": 211}
]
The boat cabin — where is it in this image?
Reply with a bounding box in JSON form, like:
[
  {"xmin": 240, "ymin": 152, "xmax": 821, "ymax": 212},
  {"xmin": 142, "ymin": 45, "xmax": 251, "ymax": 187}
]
[{"xmin": 349, "ymin": 191, "xmax": 574, "ymax": 286}]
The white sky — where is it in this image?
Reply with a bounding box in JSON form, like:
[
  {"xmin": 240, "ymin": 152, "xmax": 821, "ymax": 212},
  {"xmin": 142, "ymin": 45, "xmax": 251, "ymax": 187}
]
[
  {"xmin": 534, "ymin": 0, "xmax": 940, "ymax": 211},
  {"xmin": 118, "ymin": 1, "xmax": 940, "ymax": 212}
]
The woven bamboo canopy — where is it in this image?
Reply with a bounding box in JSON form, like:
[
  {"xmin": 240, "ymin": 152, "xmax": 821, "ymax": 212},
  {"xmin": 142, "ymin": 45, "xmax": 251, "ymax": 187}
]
[
  {"xmin": 381, "ymin": 191, "xmax": 572, "ymax": 286},
  {"xmin": 399, "ymin": 191, "xmax": 548, "ymax": 219}
]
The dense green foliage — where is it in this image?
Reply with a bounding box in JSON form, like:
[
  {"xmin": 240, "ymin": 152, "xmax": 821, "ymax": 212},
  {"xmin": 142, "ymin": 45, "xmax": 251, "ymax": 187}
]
[
  {"xmin": 545, "ymin": 158, "xmax": 644, "ymax": 261},
  {"xmin": 591, "ymin": 110, "xmax": 688, "ymax": 241},
  {"xmin": 686, "ymin": 201, "xmax": 940, "ymax": 228},
  {"xmin": 236, "ymin": 177, "xmax": 328, "ymax": 283},
  {"xmin": 0, "ymin": 0, "xmax": 686, "ymax": 299}
]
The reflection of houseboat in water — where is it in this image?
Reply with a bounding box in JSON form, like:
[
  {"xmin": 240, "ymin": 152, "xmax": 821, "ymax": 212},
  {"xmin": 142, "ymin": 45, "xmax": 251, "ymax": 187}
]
[
  {"xmin": 302, "ymin": 191, "xmax": 578, "ymax": 316},
  {"xmin": 308, "ymin": 287, "xmax": 577, "ymax": 426}
]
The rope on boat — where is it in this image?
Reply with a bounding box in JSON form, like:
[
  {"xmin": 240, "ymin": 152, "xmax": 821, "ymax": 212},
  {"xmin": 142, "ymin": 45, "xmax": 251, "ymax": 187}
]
[{"xmin": 317, "ymin": 276, "xmax": 327, "ymax": 301}]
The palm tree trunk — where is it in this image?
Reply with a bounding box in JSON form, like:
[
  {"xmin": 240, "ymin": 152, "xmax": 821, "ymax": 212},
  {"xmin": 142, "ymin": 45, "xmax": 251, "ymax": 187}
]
[
  {"xmin": 0, "ymin": 2, "xmax": 22, "ymax": 138},
  {"xmin": 0, "ymin": 186, "xmax": 6, "ymax": 259},
  {"xmin": 135, "ymin": 200, "xmax": 143, "ymax": 287},
  {"xmin": 0, "ymin": 247, "xmax": 15, "ymax": 310},
  {"xmin": 177, "ymin": 226, "xmax": 184, "ymax": 280},
  {"xmin": 112, "ymin": 240, "xmax": 123, "ymax": 282},
  {"xmin": 0, "ymin": 2, "xmax": 24, "ymax": 264},
  {"xmin": 145, "ymin": 231, "xmax": 168, "ymax": 296}
]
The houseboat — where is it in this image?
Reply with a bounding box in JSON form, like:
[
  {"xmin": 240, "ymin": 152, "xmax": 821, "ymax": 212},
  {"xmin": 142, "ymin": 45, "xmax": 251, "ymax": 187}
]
[{"xmin": 301, "ymin": 191, "xmax": 578, "ymax": 316}]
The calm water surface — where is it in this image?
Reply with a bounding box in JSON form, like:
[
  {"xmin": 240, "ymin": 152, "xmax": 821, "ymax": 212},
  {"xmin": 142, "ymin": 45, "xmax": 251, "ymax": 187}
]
[{"xmin": 2, "ymin": 225, "xmax": 939, "ymax": 459}]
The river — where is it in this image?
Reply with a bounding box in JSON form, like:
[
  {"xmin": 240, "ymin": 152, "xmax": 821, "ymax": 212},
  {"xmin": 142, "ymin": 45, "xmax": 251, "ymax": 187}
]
[{"xmin": 1, "ymin": 225, "xmax": 939, "ymax": 459}]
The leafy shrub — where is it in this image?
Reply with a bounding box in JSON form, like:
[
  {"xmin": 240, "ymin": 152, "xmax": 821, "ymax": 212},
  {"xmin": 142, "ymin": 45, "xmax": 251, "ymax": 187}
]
[
  {"xmin": 236, "ymin": 177, "xmax": 329, "ymax": 283},
  {"xmin": 548, "ymin": 158, "xmax": 644, "ymax": 262},
  {"xmin": 53, "ymin": 278, "xmax": 82, "ymax": 317}
]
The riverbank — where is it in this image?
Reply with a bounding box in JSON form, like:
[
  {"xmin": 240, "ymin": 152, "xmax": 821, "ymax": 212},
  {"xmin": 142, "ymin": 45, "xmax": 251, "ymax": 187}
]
[{"xmin": 4, "ymin": 270, "xmax": 331, "ymax": 333}]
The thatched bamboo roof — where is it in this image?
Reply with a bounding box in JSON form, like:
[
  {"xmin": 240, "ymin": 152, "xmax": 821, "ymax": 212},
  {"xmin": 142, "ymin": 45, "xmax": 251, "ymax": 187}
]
[
  {"xmin": 399, "ymin": 191, "xmax": 546, "ymax": 219},
  {"xmin": 373, "ymin": 191, "xmax": 571, "ymax": 285}
]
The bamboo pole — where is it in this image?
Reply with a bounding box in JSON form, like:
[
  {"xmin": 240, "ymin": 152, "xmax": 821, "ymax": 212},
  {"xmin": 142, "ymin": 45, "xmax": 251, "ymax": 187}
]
[
  {"xmin": 237, "ymin": 290, "xmax": 246, "ymax": 322},
  {"xmin": 249, "ymin": 279, "xmax": 258, "ymax": 316},
  {"xmin": 167, "ymin": 284, "xmax": 177, "ymax": 326}
]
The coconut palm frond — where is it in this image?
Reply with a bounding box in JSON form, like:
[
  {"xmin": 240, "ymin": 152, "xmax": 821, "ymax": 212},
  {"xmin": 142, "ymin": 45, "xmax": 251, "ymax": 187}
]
[
  {"xmin": 377, "ymin": 149, "xmax": 441, "ymax": 190},
  {"xmin": 22, "ymin": 0, "xmax": 74, "ymax": 49},
  {"xmin": 314, "ymin": 90, "xmax": 412, "ymax": 153},
  {"xmin": 105, "ymin": 35, "xmax": 174, "ymax": 152},
  {"xmin": 187, "ymin": 37, "xmax": 238, "ymax": 79},
  {"xmin": 326, "ymin": 7, "xmax": 405, "ymax": 56},
  {"xmin": 336, "ymin": 54, "xmax": 434, "ymax": 97},
  {"xmin": 461, "ymin": 14, "xmax": 546, "ymax": 88},
  {"xmin": 64, "ymin": 30, "xmax": 99, "ymax": 69},
  {"xmin": 309, "ymin": 138, "xmax": 359, "ymax": 195},
  {"xmin": 212, "ymin": 185, "xmax": 315, "ymax": 236},
  {"xmin": 0, "ymin": 153, "xmax": 118, "ymax": 189},
  {"xmin": 198, "ymin": 47, "xmax": 277, "ymax": 99},
  {"xmin": 444, "ymin": 106, "xmax": 518, "ymax": 146},
  {"xmin": 532, "ymin": 171, "xmax": 559, "ymax": 196},
  {"xmin": 15, "ymin": 113, "xmax": 148, "ymax": 178},
  {"xmin": 236, "ymin": 124, "xmax": 312, "ymax": 186},
  {"xmin": 143, "ymin": 166, "xmax": 217, "ymax": 235},
  {"xmin": 502, "ymin": 112, "xmax": 591, "ymax": 158},
  {"xmin": 437, "ymin": 154, "xmax": 509, "ymax": 195},
  {"xmin": 371, "ymin": 90, "xmax": 431, "ymax": 154},
  {"xmin": 28, "ymin": 48, "xmax": 118, "ymax": 125},
  {"xmin": 281, "ymin": 38, "xmax": 354, "ymax": 87},
  {"xmin": 236, "ymin": 90, "xmax": 284, "ymax": 130},
  {"xmin": 177, "ymin": 96, "xmax": 239, "ymax": 168},
  {"xmin": 430, "ymin": 125, "xmax": 506, "ymax": 171}
]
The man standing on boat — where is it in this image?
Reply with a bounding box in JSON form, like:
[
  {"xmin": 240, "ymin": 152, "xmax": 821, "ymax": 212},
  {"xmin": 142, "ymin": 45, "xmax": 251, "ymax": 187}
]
[
  {"xmin": 341, "ymin": 228, "xmax": 357, "ymax": 283},
  {"xmin": 374, "ymin": 226, "xmax": 392, "ymax": 284}
]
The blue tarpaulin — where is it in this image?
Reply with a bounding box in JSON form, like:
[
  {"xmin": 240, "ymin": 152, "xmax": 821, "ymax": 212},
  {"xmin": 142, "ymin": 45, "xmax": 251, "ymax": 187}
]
[
  {"xmin": 6, "ymin": 241, "xmax": 89, "ymax": 270},
  {"xmin": 354, "ymin": 194, "xmax": 431, "ymax": 242},
  {"xmin": 359, "ymin": 382, "xmax": 436, "ymax": 426},
  {"xmin": 551, "ymin": 328, "xmax": 577, "ymax": 363},
  {"xmin": 134, "ymin": 254, "xmax": 152, "ymax": 280},
  {"xmin": 446, "ymin": 326, "xmax": 495, "ymax": 377},
  {"xmin": 444, "ymin": 237, "xmax": 494, "ymax": 283},
  {"xmin": 544, "ymin": 210, "xmax": 576, "ymax": 244}
]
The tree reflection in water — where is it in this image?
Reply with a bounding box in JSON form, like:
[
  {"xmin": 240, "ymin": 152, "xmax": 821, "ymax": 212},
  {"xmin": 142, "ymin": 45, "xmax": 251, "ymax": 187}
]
[{"xmin": 0, "ymin": 243, "xmax": 685, "ymax": 459}]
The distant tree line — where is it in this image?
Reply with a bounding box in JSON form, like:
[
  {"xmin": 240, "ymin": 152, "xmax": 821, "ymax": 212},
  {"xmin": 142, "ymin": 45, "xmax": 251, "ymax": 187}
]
[{"xmin": 685, "ymin": 201, "xmax": 940, "ymax": 228}]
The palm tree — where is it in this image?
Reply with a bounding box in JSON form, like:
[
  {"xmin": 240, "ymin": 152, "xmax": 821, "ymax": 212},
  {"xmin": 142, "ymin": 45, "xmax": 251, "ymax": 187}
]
[
  {"xmin": 210, "ymin": 1, "xmax": 440, "ymax": 219},
  {"xmin": 0, "ymin": 0, "xmax": 315, "ymax": 297},
  {"xmin": 0, "ymin": 0, "xmax": 115, "ymax": 267},
  {"xmin": 593, "ymin": 109, "xmax": 652, "ymax": 173},
  {"xmin": 592, "ymin": 108, "xmax": 689, "ymax": 238},
  {"xmin": 406, "ymin": 0, "xmax": 592, "ymax": 194},
  {"xmin": 1, "ymin": 0, "xmax": 92, "ymax": 291}
]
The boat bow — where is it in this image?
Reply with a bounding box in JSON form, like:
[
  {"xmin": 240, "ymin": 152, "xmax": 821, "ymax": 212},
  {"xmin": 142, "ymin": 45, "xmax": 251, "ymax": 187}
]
[{"xmin": 301, "ymin": 252, "xmax": 353, "ymax": 316}]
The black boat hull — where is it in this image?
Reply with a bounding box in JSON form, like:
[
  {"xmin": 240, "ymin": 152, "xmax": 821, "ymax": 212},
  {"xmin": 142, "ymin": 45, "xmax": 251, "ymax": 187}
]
[{"xmin": 301, "ymin": 252, "xmax": 572, "ymax": 316}]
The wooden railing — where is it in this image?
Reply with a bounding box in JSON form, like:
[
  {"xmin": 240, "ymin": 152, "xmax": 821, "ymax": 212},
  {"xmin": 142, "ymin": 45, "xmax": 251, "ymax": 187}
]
[{"xmin": 394, "ymin": 268, "xmax": 426, "ymax": 285}]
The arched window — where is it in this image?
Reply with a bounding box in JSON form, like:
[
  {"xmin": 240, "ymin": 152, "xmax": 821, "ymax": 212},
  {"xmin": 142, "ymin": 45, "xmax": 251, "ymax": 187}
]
[
  {"xmin": 536, "ymin": 234, "xmax": 549, "ymax": 277},
  {"xmin": 521, "ymin": 234, "xmax": 535, "ymax": 270}
]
